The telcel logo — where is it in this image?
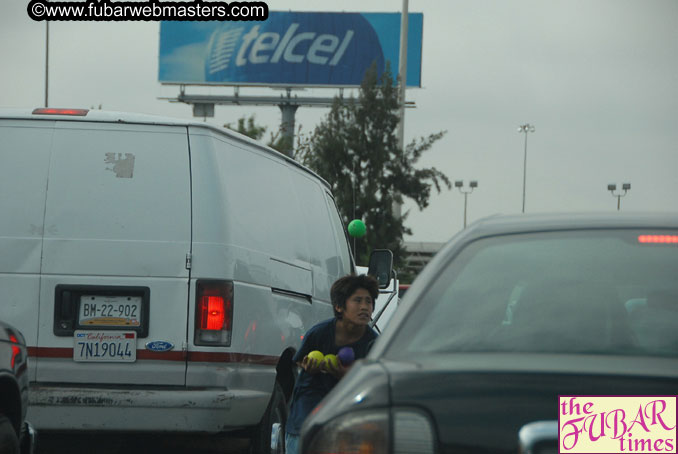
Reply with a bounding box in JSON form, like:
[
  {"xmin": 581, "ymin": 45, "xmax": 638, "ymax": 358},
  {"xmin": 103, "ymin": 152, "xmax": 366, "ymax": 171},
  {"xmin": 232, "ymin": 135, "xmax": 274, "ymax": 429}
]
[
  {"xmin": 235, "ymin": 24, "xmax": 354, "ymax": 67},
  {"xmin": 203, "ymin": 13, "xmax": 383, "ymax": 84}
]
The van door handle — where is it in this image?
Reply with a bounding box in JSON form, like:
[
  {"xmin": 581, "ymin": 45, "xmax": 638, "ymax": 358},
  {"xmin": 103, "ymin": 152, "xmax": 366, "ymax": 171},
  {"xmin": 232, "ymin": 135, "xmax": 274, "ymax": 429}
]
[{"xmin": 271, "ymin": 288, "xmax": 312, "ymax": 304}]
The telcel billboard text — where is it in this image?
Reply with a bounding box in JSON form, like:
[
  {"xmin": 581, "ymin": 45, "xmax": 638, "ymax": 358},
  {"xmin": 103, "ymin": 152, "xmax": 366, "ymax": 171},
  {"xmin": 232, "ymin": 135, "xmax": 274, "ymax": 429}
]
[{"xmin": 159, "ymin": 11, "xmax": 423, "ymax": 87}]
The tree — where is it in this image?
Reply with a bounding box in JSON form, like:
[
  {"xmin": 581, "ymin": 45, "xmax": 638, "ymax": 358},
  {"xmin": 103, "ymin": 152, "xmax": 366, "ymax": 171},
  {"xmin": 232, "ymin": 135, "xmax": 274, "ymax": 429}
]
[
  {"xmin": 224, "ymin": 115, "xmax": 294, "ymax": 156},
  {"xmin": 225, "ymin": 115, "xmax": 267, "ymax": 141},
  {"xmin": 296, "ymin": 64, "xmax": 450, "ymax": 276}
]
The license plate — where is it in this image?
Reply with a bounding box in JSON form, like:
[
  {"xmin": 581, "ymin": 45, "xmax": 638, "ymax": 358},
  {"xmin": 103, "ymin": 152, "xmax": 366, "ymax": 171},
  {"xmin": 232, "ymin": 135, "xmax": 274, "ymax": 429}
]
[
  {"xmin": 74, "ymin": 331, "xmax": 137, "ymax": 362},
  {"xmin": 79, "ymin": 295, "xmax": 142, "ymax": 327}
]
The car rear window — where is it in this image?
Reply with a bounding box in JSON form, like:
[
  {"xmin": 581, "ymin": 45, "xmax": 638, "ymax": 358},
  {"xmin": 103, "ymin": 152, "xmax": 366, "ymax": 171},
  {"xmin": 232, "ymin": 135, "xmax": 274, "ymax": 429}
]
[{"xmin": 387, "ymin": 229, "xmax": 678, "ymax": 358}]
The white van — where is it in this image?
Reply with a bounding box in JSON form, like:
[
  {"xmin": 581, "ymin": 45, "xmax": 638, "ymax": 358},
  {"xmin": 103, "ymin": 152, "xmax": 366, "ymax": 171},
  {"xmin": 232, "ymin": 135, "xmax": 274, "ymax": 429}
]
[{"xmin": 0, "ymin": 108, "xmax": 356, "ymax": 451}]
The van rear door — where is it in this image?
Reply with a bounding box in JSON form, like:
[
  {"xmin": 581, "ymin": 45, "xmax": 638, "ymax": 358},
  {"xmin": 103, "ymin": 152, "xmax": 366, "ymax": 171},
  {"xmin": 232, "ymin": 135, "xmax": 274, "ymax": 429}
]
[
  {"xmin": 0, "ymin": 119, "xmax": 54, "ymax": 382},
  {"xmin": 36, "ymin": 121, "xmax": 191, "ymax": 386}
]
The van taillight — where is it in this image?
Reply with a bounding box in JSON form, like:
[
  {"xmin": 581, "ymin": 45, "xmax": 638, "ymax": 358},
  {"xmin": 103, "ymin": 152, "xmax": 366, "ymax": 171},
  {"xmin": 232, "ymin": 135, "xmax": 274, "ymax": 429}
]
[
  {"xmin": 201, "ymin": 296, "xmax": 225, "ymax": 330},
  {"xmin": 32, "ymin": 108, "xmax": 89, "ymax": 116},
  {"xmin": 195, "ymin": 281, "xmax": 233, "ymax": 346}
]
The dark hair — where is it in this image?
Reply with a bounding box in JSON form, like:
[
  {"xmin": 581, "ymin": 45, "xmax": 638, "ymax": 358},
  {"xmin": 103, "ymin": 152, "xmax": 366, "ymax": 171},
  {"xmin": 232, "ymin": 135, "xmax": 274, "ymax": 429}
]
[{"xmin": 331, "ymin": 274, "xmax": 379, "ymax": 319}]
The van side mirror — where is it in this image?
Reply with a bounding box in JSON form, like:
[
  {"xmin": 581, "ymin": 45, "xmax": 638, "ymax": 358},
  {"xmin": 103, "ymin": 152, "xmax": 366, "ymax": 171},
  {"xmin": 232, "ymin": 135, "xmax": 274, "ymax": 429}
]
[{"xmin": 367, "ymin": 249, "xmax": 393, "ymax": 289}]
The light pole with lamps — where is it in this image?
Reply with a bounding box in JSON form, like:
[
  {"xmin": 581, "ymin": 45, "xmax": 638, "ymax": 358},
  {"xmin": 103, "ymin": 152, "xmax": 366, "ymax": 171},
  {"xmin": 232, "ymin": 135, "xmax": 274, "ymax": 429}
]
[
  {"xmin": 455, "ymin": 180, "xmax": 478, "ymax": 228},
  {"xmin": 607, "ymin": 183, "xmax": 631, "ymax": 210},
  {"xmin": 517, "ymin": 124, "xmax": 535, "ymax": 213}
]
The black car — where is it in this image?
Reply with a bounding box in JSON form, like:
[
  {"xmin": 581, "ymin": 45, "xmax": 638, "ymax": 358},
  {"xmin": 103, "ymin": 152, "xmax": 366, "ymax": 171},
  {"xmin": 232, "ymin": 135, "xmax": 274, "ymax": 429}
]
[
  {"xmin": 0, "ymin": 321, "xmax": 35, "ymax": 454},
  {"xmin": 300, "ymin": 213, "xmax": 678, "ymax": 453}
]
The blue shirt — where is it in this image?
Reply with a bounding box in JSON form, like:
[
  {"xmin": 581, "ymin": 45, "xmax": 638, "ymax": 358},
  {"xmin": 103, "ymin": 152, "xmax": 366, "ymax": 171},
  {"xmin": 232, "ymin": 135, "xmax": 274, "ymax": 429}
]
[{"xmin": 286, "ymin": 318, "xmax": 378, "ymax": 435}]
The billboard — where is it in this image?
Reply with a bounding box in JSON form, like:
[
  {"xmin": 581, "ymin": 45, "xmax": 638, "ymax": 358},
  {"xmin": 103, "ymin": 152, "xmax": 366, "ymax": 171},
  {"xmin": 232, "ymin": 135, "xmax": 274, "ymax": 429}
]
[{"xmin": 159, "ymin": 12, "xmax": 423, "ymax": 87}]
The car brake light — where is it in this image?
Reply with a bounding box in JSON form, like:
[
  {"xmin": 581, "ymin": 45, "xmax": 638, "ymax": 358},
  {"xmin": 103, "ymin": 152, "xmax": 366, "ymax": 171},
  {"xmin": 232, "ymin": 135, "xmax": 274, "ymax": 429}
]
[
  {"xmin": 638, "ymin": 235, "xmax": 678, "ymax": 244},
  {"xmin": 9, "ymin": 334, "xmax": 21, "ymax": 369},
  {"xmin": 32, "ymin": 108, "xmax": 89, "ymax": 116},
  {"xmin": 195, "ymin": 280, "xmax": 233, "ymax": 346}
]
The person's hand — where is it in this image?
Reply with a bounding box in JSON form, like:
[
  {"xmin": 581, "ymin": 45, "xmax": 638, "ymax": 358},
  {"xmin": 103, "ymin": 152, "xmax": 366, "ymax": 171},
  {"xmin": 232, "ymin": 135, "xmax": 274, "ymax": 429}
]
[
  {"xmin": 300, "ymin": 355, "xmax": 323, "ymax": 375},
  {"xmin": 322, "ymin": 358, "xmax": 347, "ymax": 380}
]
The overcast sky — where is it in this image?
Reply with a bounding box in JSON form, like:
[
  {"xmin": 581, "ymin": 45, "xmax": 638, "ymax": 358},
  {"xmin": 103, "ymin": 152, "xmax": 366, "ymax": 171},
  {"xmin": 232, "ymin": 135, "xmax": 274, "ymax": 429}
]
[{"xmin": 1, "ymin": 0, "xmax": 676, "ymax": 243}]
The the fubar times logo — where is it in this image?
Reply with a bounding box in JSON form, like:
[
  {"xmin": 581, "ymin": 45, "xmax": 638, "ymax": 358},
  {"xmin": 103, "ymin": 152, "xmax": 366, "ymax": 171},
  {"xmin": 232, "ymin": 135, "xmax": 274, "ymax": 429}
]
[{"xmin": 559, "ymin": 396, "xmax": 677, "ymax": 453}]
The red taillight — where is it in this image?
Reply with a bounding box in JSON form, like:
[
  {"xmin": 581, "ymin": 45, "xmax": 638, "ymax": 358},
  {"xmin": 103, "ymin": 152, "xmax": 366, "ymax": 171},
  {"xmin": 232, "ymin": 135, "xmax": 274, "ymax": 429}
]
[
  {"xmin": 638, "ymin": 235, "xmax": 678, "ymax": 244},
  {"xmin": 201, "ymin": 296, "xmax": 226, "ymax": 330},
  {"xmin": 32, "ymin": 108, "xmax": 89, "ymax": 116},
  {"xmin": 9, "ymin": 334, "xmax": 20, "ymax": 369},
  {"xmin": 195, "ymin": 281, "xmax": 233, "ymax": 346}
]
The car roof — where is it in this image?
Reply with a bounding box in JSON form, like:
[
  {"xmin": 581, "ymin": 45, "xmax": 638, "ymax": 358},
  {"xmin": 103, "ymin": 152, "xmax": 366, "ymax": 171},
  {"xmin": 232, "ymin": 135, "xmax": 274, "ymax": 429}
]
[
  {"xmin": 446, "ymin": 212, "xmax": 678, "ymax": 247},
  {"xmin": 420, "ymin": 212, "xmax": 676, "ymax": 299},
  {"xmin": 434, "ymin": 211, "xmax": 678, "ymax": 266},
  {"xmin": 470, "ymin": 212, "xmax": 678, "ymax": 235}
]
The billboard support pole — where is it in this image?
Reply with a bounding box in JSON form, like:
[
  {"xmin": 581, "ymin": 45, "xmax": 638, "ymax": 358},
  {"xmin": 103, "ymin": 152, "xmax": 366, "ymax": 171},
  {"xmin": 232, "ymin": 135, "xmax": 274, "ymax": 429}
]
[
  {"xmin": 278, "ymin": 89, "xmax": 298, "ymax": 158},
  {"xmin": 394, "ymin": 0, "xmax": 409, "ymax": 219}
]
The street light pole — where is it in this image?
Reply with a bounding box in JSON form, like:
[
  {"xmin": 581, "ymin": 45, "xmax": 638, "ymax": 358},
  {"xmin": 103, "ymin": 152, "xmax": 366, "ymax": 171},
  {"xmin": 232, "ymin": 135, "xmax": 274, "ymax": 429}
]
[
  {"xmin": 396, "ymin": 0, "xmax": 409, "ymax": 151},
  {"xmin": 394, "ymin": 0, "xmax": 409, "ymax": 220},
  {"xmin": 517, "ymin": 124, "xmax": 535, "ymax": 213},
  {"xmin": 45, "ymin": 21, "xmax": 49, "ymax": 107},
  {"xmin": 454, "ymin": 180, "xmax": 478, "ymax": 228},
  {"xmin": 607, "ymin": 183, "xmax": 631, "ymax": 211}
]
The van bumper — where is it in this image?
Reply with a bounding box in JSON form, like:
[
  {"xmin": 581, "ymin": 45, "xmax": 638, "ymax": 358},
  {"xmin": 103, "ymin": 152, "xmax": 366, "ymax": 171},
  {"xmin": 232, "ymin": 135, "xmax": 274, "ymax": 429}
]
[{"xmin": 26, "ymin": 385, "xmax": 270, "ymax": 432}]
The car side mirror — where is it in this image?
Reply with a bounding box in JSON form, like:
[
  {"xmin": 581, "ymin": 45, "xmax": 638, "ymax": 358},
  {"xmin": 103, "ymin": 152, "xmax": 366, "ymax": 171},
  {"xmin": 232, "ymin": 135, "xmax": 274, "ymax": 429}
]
[
  {"xmin": 518, "ymin": 421, "xmax": 558, "ymax": 454},
  {"xmin": 367, "ymin": 249, "xmax": 393, "ymax": 289}
]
